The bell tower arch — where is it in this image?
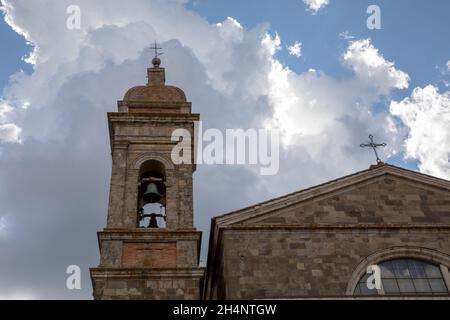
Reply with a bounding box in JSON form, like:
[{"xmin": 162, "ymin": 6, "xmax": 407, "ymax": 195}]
[{"xmin": 90, "ymin": 54, "xmax": 204, "ymax": 300}]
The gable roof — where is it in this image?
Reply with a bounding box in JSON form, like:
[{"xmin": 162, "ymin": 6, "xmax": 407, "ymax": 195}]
[
  {"xmin": 213, "ymin": 163, "xmax": 450, "ymax": 227},
  {"xmin": 203, "ymin": 163, "xmax": 450, "ymax": 298}
]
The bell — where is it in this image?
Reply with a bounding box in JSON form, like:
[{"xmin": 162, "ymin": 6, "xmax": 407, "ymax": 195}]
[{"xmin": 143, "ymin": 183, "xmax": 161, "ymax": 204}]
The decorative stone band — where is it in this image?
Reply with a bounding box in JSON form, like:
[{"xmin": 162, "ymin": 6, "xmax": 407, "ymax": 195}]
[
  {"xmin": 97, "ymin": 229, "xmax": 202, "ymax": 243},
  {"xmin": 90, "ymin": 268, "xmax": 205, "ymax": 279}
]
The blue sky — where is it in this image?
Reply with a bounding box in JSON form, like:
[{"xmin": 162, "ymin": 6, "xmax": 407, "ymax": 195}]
[
  {"xmin": 2, "ymin": 0, "xmax": 450, "ymax": 96},
  {"xmin": 191, "ymin": 0, "xmax": 450, "ymax": 170},
  {"xmin": 189, "ymin": 0, "xmax": 450, "ymax": 87},
  {"xmin": 0, "ymin": 16, "xmax": 32, "ymax": 88}
]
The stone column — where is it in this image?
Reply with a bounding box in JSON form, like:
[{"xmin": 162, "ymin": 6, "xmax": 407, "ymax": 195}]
[{"xmin": 106, "ymin": 143, "xmax": 128, "ymax": 228}]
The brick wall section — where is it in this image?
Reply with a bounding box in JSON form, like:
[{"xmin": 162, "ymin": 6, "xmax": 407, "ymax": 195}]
[
  {"xmin": 92, "ymin": 230, "xmax": 204, "ymax": 300},
  {"xmin": 122, "ymin": 242, "xmax": 176, "ymax": 268}
]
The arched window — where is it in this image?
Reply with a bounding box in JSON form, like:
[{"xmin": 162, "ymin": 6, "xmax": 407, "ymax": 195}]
[
  {"xmin": 137, "ymin": 160, "xmax": 167, "ymax": 228},
  {"xmin": 354, "ymin": 259, "xmax": 449, "ymax": 296}
]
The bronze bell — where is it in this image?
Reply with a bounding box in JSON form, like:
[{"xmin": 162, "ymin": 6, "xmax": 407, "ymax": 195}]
[{"xmin": 143, "ymin": 183, "xmax": 161, "ymax": 204}]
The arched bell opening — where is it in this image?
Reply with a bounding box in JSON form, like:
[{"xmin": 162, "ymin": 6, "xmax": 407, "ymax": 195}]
[{"xmin": 137, "ymin": 160, "xmax": 167, "ymax": 229}]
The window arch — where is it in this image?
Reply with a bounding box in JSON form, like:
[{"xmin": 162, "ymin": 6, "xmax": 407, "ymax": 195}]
[
  {"xmin": 354, "ymin": 258, "xmax": 449, "ymax": 296},
  {"xmin": 137, "ymin": 159, "xmax": 167, "ymax": 228}
]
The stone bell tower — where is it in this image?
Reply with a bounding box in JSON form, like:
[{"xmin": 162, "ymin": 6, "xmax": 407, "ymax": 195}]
[{"xmin": 90, "ymin": 53, "xmax": 204, "ymax": 300}]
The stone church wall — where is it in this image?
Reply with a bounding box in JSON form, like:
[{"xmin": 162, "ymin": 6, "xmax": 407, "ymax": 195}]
[
  {"xmin": 216, "ymin": 228, "xmax": 450, "ymax": 299},
  {"xmin": 212, "ymin": 174, "xmax": 450, "ymax": 299}
]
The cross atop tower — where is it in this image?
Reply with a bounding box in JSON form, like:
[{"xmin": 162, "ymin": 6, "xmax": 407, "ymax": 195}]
[
  {"xmin": 360, "ymin": 134, "xmax": 387, "ymax": 164},
  {"xmin": 149, "ymin": 41, "xmax": 164, "ymax": 69},
  {"xmin": 147, "ymin": 41, "xmax": 165, "ymax": 84},
  {"xmin": 150, "ymin": 40, "xmax": 163, "ymax": 59}
]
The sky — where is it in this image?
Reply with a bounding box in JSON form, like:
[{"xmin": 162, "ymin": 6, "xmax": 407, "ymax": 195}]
[{"xmin": 0, "ymin": 0, "xmax": 449, "ymax": 299}]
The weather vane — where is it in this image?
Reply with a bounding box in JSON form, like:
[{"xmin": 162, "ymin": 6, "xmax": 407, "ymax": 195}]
[
  {"xmin": 360, "ymin": 134, "xmax": 387, "ymax": 164},
  {"xmin": 150, "ymin": 40, "xmax": 163, "ymax": 59}
]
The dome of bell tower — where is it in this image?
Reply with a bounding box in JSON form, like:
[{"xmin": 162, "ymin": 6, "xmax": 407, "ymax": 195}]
[{"xmin": 123, "ymin": 56, "xmax": 187, "ymax": 103}]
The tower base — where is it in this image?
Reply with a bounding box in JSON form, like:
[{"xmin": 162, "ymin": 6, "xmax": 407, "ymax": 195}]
[{"xmin": 90, "ymin": 268, "xmax": 204, "ymax": 300}]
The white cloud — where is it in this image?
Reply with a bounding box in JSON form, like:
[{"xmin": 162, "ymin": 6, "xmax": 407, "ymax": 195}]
[
  {"xmin": 266, "ymin": 37, "xmax": 408, "ymax": 152},
  {"xmin": 339, "ymin": 31, "xmax": 355, "ymax": 40},
  {"xmin": 0, "ymin": 101, "xmax": 21, "ymax": 143},
  {"xmin": 0, "ymin": 102, "xmax": 12, "ymax": 118},
  {"xmin": 303, "ymin": 0, "xmax": 330, "ymax": 13},
  {"xmin": 261, "ymin": 32, "xmax": 281, "ymax": 56},
  {"xmin": 447, "ymin": 60, "xmax": 450, "ymax": 71},
  {"xmin": 343, "ymin": 39, "xmax": 410, "ymax": 94},
  {"xmin": 287, "ymin": 41, "xmax": 302, "ymax": 58},
  {"xmin": 0, "ymin": 123, "xmax": 21, "ymax": 143},
  {"xmin": 390, "ymin": 85, "xmax": 450, "ymax": 179},
  {"xmin": 216, "ymin": 17, "xmax": 243, "ymax": 43}
]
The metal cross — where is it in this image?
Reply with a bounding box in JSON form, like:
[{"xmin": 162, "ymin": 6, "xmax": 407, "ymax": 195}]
[
  {"xmin": 150, "ymin": 41, "xmax": 163, "ymax": 58},
  {"xmin": 360, "ymin": 134, "xmax": 387, "ymax": 164}
]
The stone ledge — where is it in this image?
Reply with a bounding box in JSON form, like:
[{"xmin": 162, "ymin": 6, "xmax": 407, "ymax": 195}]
[
  {"xmin": 90, "ymin": 267, "xmax": 205, "ymax": 279},
  {"xmin": 118, "ymin": 100, "xmax": 192, "ymax": 108},
  {"xmin": 221, "ymin": 223, "xmax": 450, "ymax": 231},
  {"xmin": 108, "ymin": 112, "xmax": 200, "ymax": 121},
  {"xmin": 100, "ymin": 228, "xmax": 201, "ymax": 237}
]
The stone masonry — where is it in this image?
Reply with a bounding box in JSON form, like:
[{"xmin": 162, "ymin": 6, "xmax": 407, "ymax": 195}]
[
  {"xmin": 90, "ymin": 57, "xmax": 204, "ymax": 300},
  {"xmin": 205, "ymin": 165, "xmax": 450, "ymax": 299}
]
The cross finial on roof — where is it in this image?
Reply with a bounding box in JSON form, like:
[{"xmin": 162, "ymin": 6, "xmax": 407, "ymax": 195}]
[
  {"xmin": 360, "ymin": 134, "xmax": 387, "ymax": 164},
  {"xmin": 150, "ymin": 41, "xmax": 163, "ymax": 58},
  {"xmin": 150, "ymin": 41, "xmax": 164, "ymax": 67}
]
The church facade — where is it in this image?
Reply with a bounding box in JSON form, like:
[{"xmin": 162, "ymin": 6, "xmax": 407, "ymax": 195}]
[
  {"xmin": 90, "ymin": 59, "xmax": 450, "ymax": 300},
  {"xmin": 204, "ymin": 164, "xmax": 450, "ymax": 299}
]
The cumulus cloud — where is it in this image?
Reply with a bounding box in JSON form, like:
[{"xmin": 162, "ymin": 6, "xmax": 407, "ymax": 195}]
[
  {"xmin": 0, "ymin": 101, "xmax": 21, "ymax": 143},
  {"xmin": 287, "ymin": 41, "xmax": 302, "ymax": 58},
  {"xmin": 447, "ymin": 60, "xmax": 450, "ymax": 71},
  {"xmin": 266, "ymin": 37, "xmax": 407, "ymax": 150},
  {"xmin": 343, "ymin": 39, "xmax": 410, "ymax": 94},
  {"xmin": 0, "ymin": 0, "xmax": 415, "ymax": 299},
  {"xmin": 216, "ymin": 17, "xmax": 243, "ymax": 42},
  {"xmin": 0, "ymin": 123, "xmax": 21, "ymax": 143},
  {"xmin": 0, "ymin": 0, "xmax": 276, "ymax": 299},
  {"xmin": 390, "ymin": 85, "xmax": 450, "ymax": 179},
  {"xmin": 303, "ymin": 0, "xmax": 330, "ymax": 13},
  {"xmin": 246, "ymin": 33, "xmax": 407, "ymax": 196}
]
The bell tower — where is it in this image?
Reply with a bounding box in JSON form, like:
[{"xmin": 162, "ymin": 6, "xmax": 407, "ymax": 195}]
[{"xmin": 90, "ymin": 53, "xmax": 204, "ymax": 300}]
